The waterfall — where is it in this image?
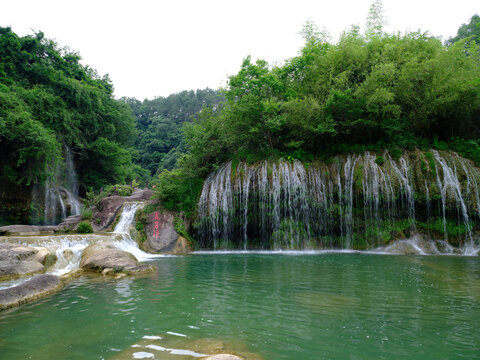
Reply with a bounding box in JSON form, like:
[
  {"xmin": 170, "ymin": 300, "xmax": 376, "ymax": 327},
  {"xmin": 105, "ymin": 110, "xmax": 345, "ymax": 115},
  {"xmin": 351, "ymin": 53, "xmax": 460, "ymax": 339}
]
[
  {"xmin": 42, "ymin": 146, "xmax": 82, "ymax": 225},
  {"xmin": 1, "ymin": 202, "xmax": 165, "ymax": 290},
  {"xmin": 195, "ymin": 151, "xmax": 480, "ymax": 251},
  {"xmin": 113, "ymin": 202, "xmax": 164, "ymax": 261}
]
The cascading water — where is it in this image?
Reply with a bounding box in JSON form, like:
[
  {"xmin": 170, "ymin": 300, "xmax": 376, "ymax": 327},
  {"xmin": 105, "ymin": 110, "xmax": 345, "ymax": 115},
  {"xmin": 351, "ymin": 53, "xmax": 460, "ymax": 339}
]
[
  {"xmin": 1, "ymin": 202, "xmax": 165, "ymax": 290},
  {"xmin": 195, "ymin": 150, "xmax": 480, "ymax": 253},
  {"xmin": 112, "ymin": 202, "xmax": 165, "ymax": 261},
  {"xmin": 42, "ymin": 146, "xmax": 82, "ymax": 225}
]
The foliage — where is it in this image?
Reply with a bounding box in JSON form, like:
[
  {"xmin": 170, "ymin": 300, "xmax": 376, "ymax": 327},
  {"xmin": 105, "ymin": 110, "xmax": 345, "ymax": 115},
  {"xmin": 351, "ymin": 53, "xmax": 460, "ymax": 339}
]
[
  {"xmin": 153, "ymin": 154, "xmax": 204, "ymax": 217},
  {"xmin": 81, "ymin": 208, "xmax": 93, "ymax": 220},
  {"xmin": 446, "ymin": 14, "xmax": 480, "ymax": 46},
  {"xmin": 173, "ymin": 216, "xmax": 195, "ymax": 248},
  {"xmin": 122, "ymin": 89, "xmax": 224, "ymax": 176},
  {"xmin": 77, "ymin": 220, "xmax": 93, "ymax": 233},
  {"xmin": 0, "ymin": 27, "xmax": 141, "ymax": 193},
  {"xmin": 150, "ymin": 9, "xmax": 480, "ymax": 216},
  {"xmin": 103, "ymin": 184, "xmax": 133, "ymax": 197}
]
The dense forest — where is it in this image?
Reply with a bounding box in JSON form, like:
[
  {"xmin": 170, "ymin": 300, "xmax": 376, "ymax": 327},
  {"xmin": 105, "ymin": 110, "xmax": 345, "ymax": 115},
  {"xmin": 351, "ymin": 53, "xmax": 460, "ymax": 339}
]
[
  {"xmin": 0, "ymin": 4, "xmax": 479, "ymax": 226},
  {"xmin": 122, "ymin": 89, "xmax": 223, "ymax": 176},
  {"xmin": 155, "ymin": 10, "xmax": 480, "ymax": 216},
  {"xmin": 0, "ymin": 27, "xmax": 145, "ymax": 192}
]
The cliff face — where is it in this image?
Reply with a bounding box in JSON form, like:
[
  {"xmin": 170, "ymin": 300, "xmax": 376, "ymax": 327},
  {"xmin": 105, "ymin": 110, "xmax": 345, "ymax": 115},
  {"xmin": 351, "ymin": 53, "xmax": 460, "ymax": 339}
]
[{"xmin": 194, "ymin": 150, "xmax": 480, "ymax": 250}]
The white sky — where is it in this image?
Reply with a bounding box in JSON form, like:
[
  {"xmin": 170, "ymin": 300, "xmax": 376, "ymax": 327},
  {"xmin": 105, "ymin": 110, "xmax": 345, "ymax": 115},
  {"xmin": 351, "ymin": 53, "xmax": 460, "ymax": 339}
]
[{"xmin": 1, "ymin": 0, "xmax": 479, "ymax": 100}]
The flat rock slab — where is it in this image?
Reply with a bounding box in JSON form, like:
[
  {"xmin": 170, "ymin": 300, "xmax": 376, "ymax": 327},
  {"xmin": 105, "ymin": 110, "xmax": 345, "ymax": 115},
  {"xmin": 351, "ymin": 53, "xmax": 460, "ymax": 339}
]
[
  {"xmin": 0, "ymin": 274, "xmax": 62, "ymax": 310},
  {"xmin": 0, "ymin": 225, "xmax": 57, "ymax": 236},
  {"xmin": 203, "ymin": 355, "xmax": 244, "ymax": 360}
]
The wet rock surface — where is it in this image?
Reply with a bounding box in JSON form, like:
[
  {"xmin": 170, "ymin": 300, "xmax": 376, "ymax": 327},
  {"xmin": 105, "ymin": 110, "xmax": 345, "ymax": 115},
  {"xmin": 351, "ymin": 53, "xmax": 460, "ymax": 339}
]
[
  {"xmin": 0, "ymin": 243, "xmax": 54, "ymax": 280},
  {"xmin": 92, "ymin": 189, "xmax": 153, "ymax": 231},
  {"xmin": 0, "ymin": 274, "xmax": 62, "ymax": 310}
]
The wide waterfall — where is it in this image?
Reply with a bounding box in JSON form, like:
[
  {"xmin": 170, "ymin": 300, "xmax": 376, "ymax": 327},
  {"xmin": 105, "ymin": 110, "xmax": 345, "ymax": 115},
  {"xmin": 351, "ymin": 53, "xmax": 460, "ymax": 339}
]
[{"xmin": 195, "ymin": 150, "xmax": 480, "ymax": 251}]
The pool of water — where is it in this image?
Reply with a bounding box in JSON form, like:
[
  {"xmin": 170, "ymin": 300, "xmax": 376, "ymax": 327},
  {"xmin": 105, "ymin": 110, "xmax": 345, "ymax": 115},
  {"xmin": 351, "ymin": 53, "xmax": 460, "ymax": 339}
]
[{"xmin": 0, "ymin": 253, "xmax": 479, "ymax": 359}]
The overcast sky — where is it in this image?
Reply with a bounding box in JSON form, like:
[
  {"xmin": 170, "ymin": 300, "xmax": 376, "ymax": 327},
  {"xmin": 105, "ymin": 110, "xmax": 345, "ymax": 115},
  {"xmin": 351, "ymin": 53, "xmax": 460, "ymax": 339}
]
[{"xmin": 1, "ymin": 0, "xmax": 479, "ymax": 100}]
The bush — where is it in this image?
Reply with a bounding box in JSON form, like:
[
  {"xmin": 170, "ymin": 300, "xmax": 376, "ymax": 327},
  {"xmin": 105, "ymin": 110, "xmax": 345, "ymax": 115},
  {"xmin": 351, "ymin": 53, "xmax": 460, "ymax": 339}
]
[
  {"xmin": 104, "ymin": 184, "xmax": 133, "ymax": 197},
  {"xmin": 77, "ymin": 221, "xmax": 93, "ymax": 234},
  {"xmin": 375, "ymin": 155, "xmax": 385, "ymax": 166}
]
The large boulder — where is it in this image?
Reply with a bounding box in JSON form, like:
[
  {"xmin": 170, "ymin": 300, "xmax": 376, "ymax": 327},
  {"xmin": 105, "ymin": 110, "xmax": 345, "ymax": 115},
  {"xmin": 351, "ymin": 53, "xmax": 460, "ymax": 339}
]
[
  {"xmin": 80, "ymin": 242, "xmax": 154, "ymax": 274},
  {"xmin": 92, "ymin": 189, "xmax": 153, "ymax": 231},
  {"xmin": 0, "ymin": 243, "xmax": 55, "ymax": 281},
  {"xmin": 141, "ymin": 210, "xmax": 192, "ymax": 254},
  {"xmin": 0, "ymin": 274, "xmax": 63, "ymax": 310}
]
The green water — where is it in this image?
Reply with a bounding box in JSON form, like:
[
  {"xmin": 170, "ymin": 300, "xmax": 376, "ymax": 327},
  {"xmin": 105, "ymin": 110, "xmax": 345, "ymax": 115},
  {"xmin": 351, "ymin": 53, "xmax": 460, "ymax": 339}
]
[{"xmin": 0, "ymin": 252, "xmax": 479, "ymax": 359}]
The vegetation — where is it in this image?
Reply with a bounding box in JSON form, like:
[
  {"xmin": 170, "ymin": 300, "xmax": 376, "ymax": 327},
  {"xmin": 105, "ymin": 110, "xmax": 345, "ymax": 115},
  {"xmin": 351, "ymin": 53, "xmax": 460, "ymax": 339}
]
[
  {"xmin": 77, "ymin": 221, "xmax": 93, "ymax": 234},
  {"xmin": 122, "ymin": 89, "xmax": 224, "ymax": 176},
  {"xmin": 0, "ymin": 27, "xmax": 146, "ymax": 194},
  {"xmin": 154, "ymin": 7, "xmax": 480, "ymax": 215}
]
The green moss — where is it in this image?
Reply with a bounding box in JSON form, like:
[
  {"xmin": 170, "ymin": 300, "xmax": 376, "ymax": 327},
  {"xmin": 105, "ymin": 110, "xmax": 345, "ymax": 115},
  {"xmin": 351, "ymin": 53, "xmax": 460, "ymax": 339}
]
[
  {"xmin": 425, "ymin": 152, "xmax": 436, "ymax": 173},
  {"xmin": 134, "ymin": 209, "xmax": 148, "ymax": 243},
  {"xmin": 174, "ymin": 217, "xmax": 195, "ymax": 248}
]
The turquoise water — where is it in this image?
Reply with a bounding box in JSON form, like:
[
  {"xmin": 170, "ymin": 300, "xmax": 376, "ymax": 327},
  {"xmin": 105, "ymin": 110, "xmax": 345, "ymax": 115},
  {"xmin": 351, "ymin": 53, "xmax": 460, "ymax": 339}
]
[{"xmin": 0, "ymin": 253, "xmax": 479, "ymax": 359}]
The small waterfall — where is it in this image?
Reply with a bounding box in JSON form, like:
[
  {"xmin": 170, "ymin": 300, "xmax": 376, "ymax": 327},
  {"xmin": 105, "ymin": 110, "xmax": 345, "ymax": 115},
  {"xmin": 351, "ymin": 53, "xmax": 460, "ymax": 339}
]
[
  {"xmin": 432, "ymin": 151, "xmax": 473, "ymax": 249},
  {"xmin": 113, "ymin": 202, "xmax": 165, "ymax": 261},
  {"xmin": 114, "ymin": 202, "xmax": 143, "ymax": 233},
  {"xmin": 195, "ymin": 151, "xmax": 480, "ymax": 251}
]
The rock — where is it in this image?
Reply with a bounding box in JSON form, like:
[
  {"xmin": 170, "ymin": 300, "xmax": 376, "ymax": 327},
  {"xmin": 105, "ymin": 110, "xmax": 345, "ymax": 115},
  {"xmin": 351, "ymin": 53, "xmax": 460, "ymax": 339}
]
[
  {"xmin": 57, "ymin": 214, "xmax": 83, "ymax": 231},
  {"xmin": 80, "ymin": 242, "xmax": 155, "ymax": 275},
  {"xmin": 0, "ymin": 274, "xmax": 63, "ymax": 310},
  {"xmin": 381, "ymin": 235, "xmax": 440, "ymax": 255},
  {"xmin": 80, "ymin": 242, "xmax": 138, "ymax": 271},
  {"xmin": 62, "ymin": 249, "xmax": 74, "ymax": 262},
  {"xmin": 0, "ymin": 225, "xmax": 57, "ymax": 236},
  {"xmin": 142, "ymin": 211, "xmax": 191, "ymax": 254},
  {"xmin": 92, "ymin": 189, "xmax": 153, "ymax": 231},
  {"xmin": 171, "ymin": 236, "xmax": 193, "ymax": 255},
  {"xmin": 0, "ymin": 243, "xmax": 55, "ymax": 281},
  {"xmin": 202, "ymin": 355, "xmax": 244, "ymax": 360}
]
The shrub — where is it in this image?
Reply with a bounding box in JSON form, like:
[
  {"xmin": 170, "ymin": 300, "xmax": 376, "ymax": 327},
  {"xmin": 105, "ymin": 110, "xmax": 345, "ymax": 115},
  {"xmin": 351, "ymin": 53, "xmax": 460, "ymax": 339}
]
[
  {"xmin": 77, "ymin": 221, "xmax": 93, "ymax": 233},
  {"xmin": 375, "ymin": 155, "xmax": 385, "ymax": 166}
]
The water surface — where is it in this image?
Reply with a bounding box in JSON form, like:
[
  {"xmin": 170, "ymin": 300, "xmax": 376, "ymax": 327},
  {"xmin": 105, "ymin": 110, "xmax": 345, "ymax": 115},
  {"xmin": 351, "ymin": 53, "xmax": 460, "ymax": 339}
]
[{"xmin": 0, "ymin": 253, "xmax": 479, "ymax": 359}]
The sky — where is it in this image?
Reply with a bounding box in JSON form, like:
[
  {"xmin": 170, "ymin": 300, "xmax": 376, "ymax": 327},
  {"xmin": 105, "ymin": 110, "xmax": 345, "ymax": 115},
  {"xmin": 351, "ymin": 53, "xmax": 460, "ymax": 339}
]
[{"xmin": 1, "ymin": 0, "xmax": 479, "ymax": 100}]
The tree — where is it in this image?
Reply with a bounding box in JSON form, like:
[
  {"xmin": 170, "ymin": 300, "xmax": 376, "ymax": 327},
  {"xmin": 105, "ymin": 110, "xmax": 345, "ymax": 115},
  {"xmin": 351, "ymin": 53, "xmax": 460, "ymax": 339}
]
[
  {"xmin": 365, "ymin": 0, "xmax": 387, "ymax": 38},
  {"xmin": 446, "ymin": 14, "xmax": 480, "ymax": 46}
]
